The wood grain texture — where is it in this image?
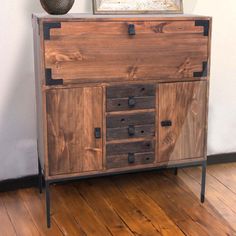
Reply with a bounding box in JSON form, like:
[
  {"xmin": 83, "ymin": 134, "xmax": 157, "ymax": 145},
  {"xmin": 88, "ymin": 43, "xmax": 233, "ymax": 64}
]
[
  {"xmin": 2, "ymin": 163, "xmax": 236, "ymax": 235},
  {"xmin": 46, "ymin": 87, "xmax": 103, "ymax": 176},
  {"xmin": 19, "ymin": 189, "xmax": 64, "ymax": 235},
  {"xmin": 107, "ymin": 140, "xmax": 155, "ymax": 156},
  {"xmin": 33, "ymin": 15, "xmax": 47, "ymax": 173},
  {"xmin": 106, "ymin": 96, "xmax": 155, "ymax": 112},
  {"xmin": 1, "ymin": 192, "xmax": 40, "ymax": 236},
  {"xmin": 107, "ymin": 152, "xmax": 155, "ymax": 169},
  {"xmin": 158, "ymin": 81, "xmax": 207, "ymax": 163},
  {"xmin": 107, "ymin": 112, "xmax": 155, "ymax": 128},
  {"xmin": 32, "ymin": 15, "xmax": 211, "ymax": 180},
  {"xmin": 75, "ymin": 181, "xmax": 133, "ymax": 236},
  {"xmin": 0, "ymin": 196, "xmax": 16, "ymax": 236},
  {"xmin": 107, "ymin": 124, "xmax": 155, "ymax": 140},
  {"xmin": 106, "ymin": 84, "xmax": 155, "ymax": 98},
  {"xmin": 44, "ymin": 20, "xmax": 208, "ymax": 84}
]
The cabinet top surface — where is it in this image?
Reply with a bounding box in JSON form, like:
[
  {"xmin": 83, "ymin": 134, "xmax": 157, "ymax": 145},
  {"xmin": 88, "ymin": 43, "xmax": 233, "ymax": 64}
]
[{"xmin": 32, "ymin": 13, "xmax": 211, "ymax": 21}]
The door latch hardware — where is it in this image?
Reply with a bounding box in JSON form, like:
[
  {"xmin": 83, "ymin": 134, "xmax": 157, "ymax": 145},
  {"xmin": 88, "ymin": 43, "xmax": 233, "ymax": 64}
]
[
  {"xmin": 94, "ymin": 128, "xmax": 101, "ymax": 139},
  {"xmin": 128, "ymin": 96, "xmax": 136, "ymax": 107},
  {"xmin": 128, "ymin": 125, "xmax": 135, "ymax": 136},
  {"xmin": 128, "ymin": 24, "xmax": 136, "ymax": 35},
  {"xmin": 128, "ymin": 153, "xmax": 135, "ymax": 164},
  {"xmin": 161, "ymin": 120, "xmax": 172, "ymax": 127}
]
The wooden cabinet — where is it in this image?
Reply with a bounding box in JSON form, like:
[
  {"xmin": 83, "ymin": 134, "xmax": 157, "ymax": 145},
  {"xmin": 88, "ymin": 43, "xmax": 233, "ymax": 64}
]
[
  {"xmin": 158, "ymin": 81, "xmax": 207, "ymax": 163},
  {"xmin": 32, "ymin": 14, "xmax": 212, "ymax": 227},
  {"xmin": 46, "ymin": 87, "xmax": 103, "ymax": 175}
]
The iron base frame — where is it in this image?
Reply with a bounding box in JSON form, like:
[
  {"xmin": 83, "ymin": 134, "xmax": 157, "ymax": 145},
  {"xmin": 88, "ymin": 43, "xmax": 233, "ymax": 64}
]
[{"xmin": 38, "ymin": 158, "xmax": 207, "ymax": 228}]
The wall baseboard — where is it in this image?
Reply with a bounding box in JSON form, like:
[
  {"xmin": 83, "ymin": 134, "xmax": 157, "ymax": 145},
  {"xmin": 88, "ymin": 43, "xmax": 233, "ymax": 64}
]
[
  {"xmin": 207, "ymin": 152, "xmax": 236, "ymax": 165},
  {"xmin": 0, "ymin": 175, "xmax": 38, "ymax": 193},
  {"xmin": 0, "ymin": 153, "xmax": 235, "ymax": 193}
]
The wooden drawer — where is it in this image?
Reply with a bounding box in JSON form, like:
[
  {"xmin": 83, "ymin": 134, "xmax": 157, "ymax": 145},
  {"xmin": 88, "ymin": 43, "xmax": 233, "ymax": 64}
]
[
  {"xmin": 107, "ymin": 124, "xmax": 155, "ymax": 141},
  {"xmin": 106, "ymin": 140, "xmax": 155, "ymax": 156},
  {"xmin": 106, "ymin": 112, "xmax": 155, "ymax": 128},
  {"xmin": 43, "ymin": 20, "xmax": 209, "ymax": 85},
  {"xmin": 107, "ymin": 152, "xmax": 155, "ymax": 169},
  {"xmin": 106, "ymin": 84, "xmax": 155, "ymax": 112},
  {"xmin": 106, "ymin": 140, "xmax": 155, "ymax": 169}
]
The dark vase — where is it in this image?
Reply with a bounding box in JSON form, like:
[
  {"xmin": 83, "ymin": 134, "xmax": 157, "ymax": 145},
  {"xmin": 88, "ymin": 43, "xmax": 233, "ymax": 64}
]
[{"xmin": 40, "ymin": 0, "xmax": 75, "ymax": 15}]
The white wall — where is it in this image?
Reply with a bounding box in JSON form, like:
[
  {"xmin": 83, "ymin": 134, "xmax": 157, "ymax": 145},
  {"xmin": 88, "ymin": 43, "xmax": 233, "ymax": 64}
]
[{"xmin": 0, "ymin": 0, "xmax": 235, "ymax": 180}]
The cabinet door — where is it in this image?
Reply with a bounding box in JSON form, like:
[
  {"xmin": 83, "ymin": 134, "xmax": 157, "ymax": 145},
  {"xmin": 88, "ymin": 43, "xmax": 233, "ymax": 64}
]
[
  {"xmin": 158, "ymin": 81, "xmax": 207, "ymax": 163},
  {"xmin": 46, "ymin": 87, "xmax": 103, "ymax": 176}
]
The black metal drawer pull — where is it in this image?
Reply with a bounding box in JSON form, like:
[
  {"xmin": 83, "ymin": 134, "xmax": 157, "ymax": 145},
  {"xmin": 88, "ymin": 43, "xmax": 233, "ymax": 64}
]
[
  {"xmin": 94, "ymin": 128, "xmax": 101, "ymax": 139},
  {"xmin": 128, "ymin": 24, "xmax": 136, "ymax": 35},
  {"xmin": 128, "ymin": 153, "xmax": 135, "ymax": 164},
  {"xmin": 161, "ymin": 120, "xmax": 172, "ymax": 127},
  {"xmin": 128, "ymin": 125, "xmax": 135, "ymax": 136},
  {"xmin": 128, "ymin": 96, "xmax": 136, "ymax": 107}
]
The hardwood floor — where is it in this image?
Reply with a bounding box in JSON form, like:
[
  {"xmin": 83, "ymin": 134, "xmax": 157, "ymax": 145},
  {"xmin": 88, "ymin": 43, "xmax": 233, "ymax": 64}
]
[{"xmin": 1, "ymin": 163, "xmax": 236, "ymax": 236}]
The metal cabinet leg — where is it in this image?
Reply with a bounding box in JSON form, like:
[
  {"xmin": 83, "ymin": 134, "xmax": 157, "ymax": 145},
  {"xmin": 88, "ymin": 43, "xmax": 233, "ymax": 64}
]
[
  {"xmin": 174, "ymin": 167, "xmax": 178, "ymax": 175},
  {"xmin": 46, "ymin": 181, "xmax": 51, "ymax": 228},
  {"xmin": 201, "ymin": 160, "xmax": 207, "ymax": 203},
  {"xmin": 38, "ymin": 158, "xmax": 43, "ymax": 194}
]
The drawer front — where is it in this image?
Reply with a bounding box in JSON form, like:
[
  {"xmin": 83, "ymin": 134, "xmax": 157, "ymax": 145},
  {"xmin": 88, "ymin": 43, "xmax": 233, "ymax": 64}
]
[
  {"xmin": 106, "ymin": 140, "xmax": 155, "ymax": 156},
  {"xmin": 107, "ymin": 152, "xmax": 155, "ymax": 169},
  {"xmin": 107, "ymin": 124, "xmax": 155, "ymax": 141},
  {"xmin": 106, "ymin": 84, "xmax": 155, "ymax": 112},
  {"xmin": 106, "ymin": 112, "xmax": 155, "ymax": 128},
  {"xmin": 43, "ymin": 20, "xmax": 209, "ymax": 85}
]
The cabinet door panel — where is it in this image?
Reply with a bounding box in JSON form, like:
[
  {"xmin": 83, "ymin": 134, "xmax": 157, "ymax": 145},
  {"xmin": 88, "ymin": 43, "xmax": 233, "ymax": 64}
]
[
  {"xmin": 158, "ymin": 81, "xmax": 207, "ymax": 162},
  {"xmin": 44, "ymin": 21, "xmax": 209, "ymax": 84},
  {"xmin": 46, "ymin": 87, "xmax": 103, "ymax": 176}
]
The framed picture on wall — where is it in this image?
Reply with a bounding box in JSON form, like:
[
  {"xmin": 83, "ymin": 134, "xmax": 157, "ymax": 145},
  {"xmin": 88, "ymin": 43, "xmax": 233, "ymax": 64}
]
[{"xmin": 93, "ymin": 0, "xmax": 183, "ymax": 15}]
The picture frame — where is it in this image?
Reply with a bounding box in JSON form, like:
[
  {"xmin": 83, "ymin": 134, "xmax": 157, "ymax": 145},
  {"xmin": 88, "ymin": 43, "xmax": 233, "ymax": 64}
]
[{"xmin": 93, "ymin": 0, "xmax": 183, "ymax": 15}]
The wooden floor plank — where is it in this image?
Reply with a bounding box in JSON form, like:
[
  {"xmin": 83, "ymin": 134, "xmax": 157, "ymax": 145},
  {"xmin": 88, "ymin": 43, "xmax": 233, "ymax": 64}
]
[
  {"xmin": 88, "ymin": 177, "xmax": 162, "ymax": 236},
  {"xmin": 183, "ymin": 167, "xmax": 236, "ymax": 211},
  {"xmin": 50, "ymin": 186, "xmax": 87, "ymax": 236},
  {"xmin": 207, "ymin": 163, "xmax": 236, "ymax": 194},
  {"xmin": 0, "ymin": 195, "xmax": 17, "ymax": 236},
  {"xmin": 162, "ymin": 170, "xmax": 236, "ymax": 236},
  {"xmin": 1, "ymin": 163, "xmax": 236, "ymax": 235},
  {"xmin": 75, "ymin": 181, "xmax": 134, "ymax": 236},
  {"xmin": 178, "ymin": 168, "xmax": 236, "ymax": 231},
  {"xmin": 1, "ymin": 191, "xmax": 41, "ymax": 236},
  {"xmin": 19, "ymin": 188, "xmax": 64, "ymax": 236},
  {"xmin": 111, "ymin": 175, "xmax": 185, "ymax": 236},
  {"xmin": 134, "ymin": 171, "xmax": 235, "ymax": 236},
  {"xmin": 53, "ymin": 184, "xmax": 112, "ymax": 236}
]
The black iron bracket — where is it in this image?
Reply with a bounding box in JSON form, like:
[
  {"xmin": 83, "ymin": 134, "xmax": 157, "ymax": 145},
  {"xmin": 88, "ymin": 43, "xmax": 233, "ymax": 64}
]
[
  {"xmin": 43, "ymin": 22, "xmax": 61, "ymax": 40},
  {"xmin": 45, "ymin": 68, "xmax": 63, "ymax": 86},
  {"xmin": 193, "ymin": 61, "xmax": 208, "ymax": 78},
  {"xmin": 195, "ymin": 20, "xmax": 210, "ymax": 37}
]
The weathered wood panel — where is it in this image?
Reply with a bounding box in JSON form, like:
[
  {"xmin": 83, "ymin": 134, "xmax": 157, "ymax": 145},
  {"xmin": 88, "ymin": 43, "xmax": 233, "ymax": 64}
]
[
  {"xmin": 107, "ymin": 152, "xmax": 155, "ymax": 169},
  {"xmin": 158, "ymin": 81, "xmax": 207, "ymax": 162},
  {"xmin": 44, "ymin": 21, "xmax": 209, "ymax": 84},
  {"xmin": 107, "ymin": 140, "xmax": 155, "ymax": 156},
  {"xmin": 107, "ymin": 84, "xmax": 155, "ymax": 98},
  {"xmin": 107, "ymin": 112, "xmax": 155, "ymax": 128},
  {"xmin": 46, "ymin": 87, "xmax": 103, "ymax": 176},
  {"xmin": 107, "ymin": 97, "xmax": 155, "ymax": 112},
  {"xmin": 107, "ymin": 124, "xmax": 155, "ymax": 140}
]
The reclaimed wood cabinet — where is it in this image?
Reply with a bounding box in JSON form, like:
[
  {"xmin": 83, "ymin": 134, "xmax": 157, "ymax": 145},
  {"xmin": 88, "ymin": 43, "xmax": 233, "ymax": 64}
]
[{"xmin": 32, "ymin": 13, "xmax": 212, "ymax": 227}]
